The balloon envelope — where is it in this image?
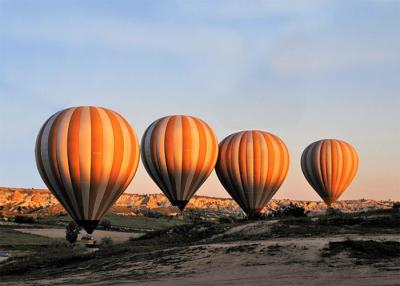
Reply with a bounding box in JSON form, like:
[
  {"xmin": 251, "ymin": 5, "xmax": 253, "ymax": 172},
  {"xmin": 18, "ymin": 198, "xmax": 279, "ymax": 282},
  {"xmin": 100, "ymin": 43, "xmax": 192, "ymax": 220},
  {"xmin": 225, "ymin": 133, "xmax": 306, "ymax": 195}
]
[
  {"xmin": 141, "ymin": 115, "xmax": 218, "ymax": 211},
  {"xmin": 35, "ymin": 106, "xmax": 140, "ymax": 233},
  {"xmin": 301, "ymin": 139, "xmax": 359, "ymax": 206},
  {"xmin": 215, "ymin": 130, "xmax": 290, "ymax": 218}
]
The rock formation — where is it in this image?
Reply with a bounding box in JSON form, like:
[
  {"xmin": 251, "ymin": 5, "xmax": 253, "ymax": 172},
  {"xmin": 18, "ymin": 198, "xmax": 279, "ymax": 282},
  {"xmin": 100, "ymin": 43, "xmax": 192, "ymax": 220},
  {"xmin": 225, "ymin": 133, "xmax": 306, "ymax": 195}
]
[{"xmin": 0, "ymin": 187, "xmax": 395, "ymax": 218}]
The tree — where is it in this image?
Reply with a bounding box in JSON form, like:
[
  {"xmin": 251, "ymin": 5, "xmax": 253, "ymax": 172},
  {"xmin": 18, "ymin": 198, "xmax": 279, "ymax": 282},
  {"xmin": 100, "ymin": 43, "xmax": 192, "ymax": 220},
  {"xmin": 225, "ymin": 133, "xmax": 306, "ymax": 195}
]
[
  {"xmin": 271, "ymin": 203, "xmax": 308, "ymax": 217},
  {"xmin": 65, "ymin": 221, "xmax": 80, "ymax": 244},
  {"xmin": 100, "ymin": 219, "xmax": 112, "ymax": 230}
]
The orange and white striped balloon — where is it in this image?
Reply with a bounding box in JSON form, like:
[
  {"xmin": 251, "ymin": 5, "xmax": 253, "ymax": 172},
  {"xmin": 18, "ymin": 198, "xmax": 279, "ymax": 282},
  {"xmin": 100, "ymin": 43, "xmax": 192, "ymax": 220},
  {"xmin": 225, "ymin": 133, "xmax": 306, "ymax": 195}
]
[
  {"xmin": 215, "ymin": 131, "xmax": 290, "ymax": 217},
  {"xmin": 141, "ymin": 115, "xmax": 218, "ymax": 211},
  {"xmin": 35, "ymin": 106, "xmax": 140, "ymax": 233},
  {"xmin": 301, "ymin": 139, "xmax": 359, "ymax": 206}
]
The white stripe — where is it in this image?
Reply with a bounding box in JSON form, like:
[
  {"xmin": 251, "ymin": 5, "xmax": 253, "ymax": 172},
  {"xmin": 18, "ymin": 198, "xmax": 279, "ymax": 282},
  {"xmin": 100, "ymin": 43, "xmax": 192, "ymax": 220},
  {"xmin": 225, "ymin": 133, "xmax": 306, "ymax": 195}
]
[
  {"xmin": 98, "ymin": 114, "xmax": 132, "ymax": 218},
  {"xmin": 40, "ymin": 111, "xmax": 75, "ymax": 217},
  {"xmin": 156, "ymin": 118, "xmax": 174, "ymax": 197},
  {"xmin": 79, "ymin": 107, "xmax": 91, "ymax": 220},
  {"xmin": 182, "ymin": 117, "xmax": 199, "ymax": 199},
  {"xmin": 56, "ymin": 108, "xmax": 81, "ymax": 219},
  {"xmin": 143, "ymin": 121, "xmax": 164, "ymax": 190},
  {"xmin": 121, "ymin": 122, "xmax": 140, "ymax": 191},
  {"xmin": 91, "ymin": 108, "xmax": 114, "ymax": 219},
  {"xmin": 173, "ymin": 116, "xmax": 183, "ymax": 200},
  {"xmin": 231, "ymin": 132, "xmax": 248, "ymax": 207}
]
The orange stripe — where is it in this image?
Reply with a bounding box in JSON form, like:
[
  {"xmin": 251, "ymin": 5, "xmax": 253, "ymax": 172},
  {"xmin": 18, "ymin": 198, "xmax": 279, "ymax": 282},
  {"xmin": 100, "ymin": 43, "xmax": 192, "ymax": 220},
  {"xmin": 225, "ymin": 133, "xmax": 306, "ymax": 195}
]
[
  {"xmin": 181, "ymin": 116, "xmax": 192, "ymax": 193},
  {"xmin": 164, "ymin": 116, "xmax": 177, "ymax": 195},
  {"xmin": 120, "ymin": 114, "xmax": 139, "ymax": 191},
  {"xmin": 89, "ymin": 107, "xmax": 103, "ymax": 216},
  {"xmin": 104, "ymin": 109, "xmax": 124, "ymax": 193},
  {"xmin": 252, "ymin": 132, "xmax": 261, "ymax": 195},
  {"xmin": 67, "ymin": 108, "xmax": 83, "ymax": 216}
]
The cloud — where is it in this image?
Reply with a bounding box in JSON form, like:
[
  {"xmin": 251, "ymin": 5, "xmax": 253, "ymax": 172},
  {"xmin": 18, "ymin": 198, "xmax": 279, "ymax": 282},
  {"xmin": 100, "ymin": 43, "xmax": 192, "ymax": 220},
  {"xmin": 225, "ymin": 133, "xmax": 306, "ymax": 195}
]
[
  {"xmin": 179, "ymin": 0, "xmax": 325, "ymax": 19},
  {"xmin": 0, "ymin": 10, "xmax": 245, "ymax": 62},
  {"xmin": 269, "ymin": 33, "xmax": 400, "ymax": 76}
]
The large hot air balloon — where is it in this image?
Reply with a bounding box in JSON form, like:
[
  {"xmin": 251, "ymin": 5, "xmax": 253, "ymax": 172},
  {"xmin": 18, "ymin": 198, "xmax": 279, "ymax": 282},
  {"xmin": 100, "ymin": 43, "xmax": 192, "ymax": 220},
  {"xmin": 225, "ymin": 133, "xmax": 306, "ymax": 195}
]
[
  {"xmin": 35, "ymin": 106, "xmax": 140, "ymax": 234},
  {"xmin": 215, "ymin": 130, "xmax": 290, "ymax": 218},
  {"xmin": 141, "ymin": 115, "xmax": 218, "ymax": 211},
  {"xmin": 301, "ymin": 139, "xmax": 359, "ymax": 206}
]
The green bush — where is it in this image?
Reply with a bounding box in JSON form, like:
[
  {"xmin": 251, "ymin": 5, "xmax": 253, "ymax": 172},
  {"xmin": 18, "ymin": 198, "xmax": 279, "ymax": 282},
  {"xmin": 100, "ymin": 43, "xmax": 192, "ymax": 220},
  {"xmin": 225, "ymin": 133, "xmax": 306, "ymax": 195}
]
[{"xmin": 65, "ymin": 221, "xmax": 80, "ymax": 244}]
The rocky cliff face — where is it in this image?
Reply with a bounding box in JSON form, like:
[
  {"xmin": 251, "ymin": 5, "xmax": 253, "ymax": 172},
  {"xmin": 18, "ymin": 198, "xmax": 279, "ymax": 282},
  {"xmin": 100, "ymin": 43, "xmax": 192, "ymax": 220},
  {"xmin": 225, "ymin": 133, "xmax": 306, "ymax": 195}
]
[{"xmin": 0, "ymin": 187, "xmax": 394, "ymax": 217}]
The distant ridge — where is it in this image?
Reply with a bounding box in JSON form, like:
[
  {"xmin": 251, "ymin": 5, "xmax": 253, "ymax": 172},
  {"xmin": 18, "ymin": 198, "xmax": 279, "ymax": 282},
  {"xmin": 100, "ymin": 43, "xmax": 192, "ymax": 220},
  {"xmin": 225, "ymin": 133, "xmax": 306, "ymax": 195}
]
[{"xmin": 0, "ymin": 187, "xmax": 394, "ymax": 217}]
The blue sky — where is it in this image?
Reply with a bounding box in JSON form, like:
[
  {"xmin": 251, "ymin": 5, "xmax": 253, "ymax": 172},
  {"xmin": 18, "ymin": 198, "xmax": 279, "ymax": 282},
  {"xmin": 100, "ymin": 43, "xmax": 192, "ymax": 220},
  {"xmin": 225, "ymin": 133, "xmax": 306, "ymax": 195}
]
[{"xmin": 0, "ymin": 0, "xmax": 399, "ymax": 200}]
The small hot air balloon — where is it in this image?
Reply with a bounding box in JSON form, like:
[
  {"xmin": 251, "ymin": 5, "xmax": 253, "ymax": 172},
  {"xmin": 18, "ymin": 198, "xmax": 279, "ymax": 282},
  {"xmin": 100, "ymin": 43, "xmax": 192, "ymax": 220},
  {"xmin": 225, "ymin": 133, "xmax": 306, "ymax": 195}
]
[
  {"xmin": 215, "ymin": 130, "xmax": 290, "ymax": 218},
  {"xmin": 141, "ymin": 115, "xmax": 218, "ymax": 211},
  {"xmin": 301, "ymin": 139, "xmax": 359, "ymax": 206},
  {"xmin": 35, "ymin": 106, "xmax": 140, "ymax": 234}
]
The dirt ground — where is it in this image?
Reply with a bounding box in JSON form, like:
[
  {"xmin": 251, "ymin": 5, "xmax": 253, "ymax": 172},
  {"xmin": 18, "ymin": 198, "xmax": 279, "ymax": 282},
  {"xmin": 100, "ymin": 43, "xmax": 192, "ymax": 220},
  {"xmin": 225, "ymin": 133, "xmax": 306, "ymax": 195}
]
[
  {"xmin": 2, "ymin": 234, "xmax": 400, "ymax": 286},
  {"xmin": 2, "ymin": 214, "xmax": 400, "ymax": 286},
  {"xmin": 14, "ymin": 228, "xmax": 144, "ymax": 243}
]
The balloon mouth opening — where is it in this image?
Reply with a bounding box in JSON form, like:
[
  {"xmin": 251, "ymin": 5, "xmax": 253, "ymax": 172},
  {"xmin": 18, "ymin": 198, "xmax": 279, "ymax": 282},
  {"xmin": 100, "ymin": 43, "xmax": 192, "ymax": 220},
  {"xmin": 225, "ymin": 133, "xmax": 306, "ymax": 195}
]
[
  {"xmin": 171, "ymin": 200, "xmax": 189, "ymax": 212},
  {"xmin": 323, "ymin": 198, "xmax": 335, "ymax": 207},
  {"xmin": 77, "ymin": 220, "xmax": 100, "ymax": 234},
  {"xmin": 246, "ymin": 208, "xmax": 263, "ymax": 219}
]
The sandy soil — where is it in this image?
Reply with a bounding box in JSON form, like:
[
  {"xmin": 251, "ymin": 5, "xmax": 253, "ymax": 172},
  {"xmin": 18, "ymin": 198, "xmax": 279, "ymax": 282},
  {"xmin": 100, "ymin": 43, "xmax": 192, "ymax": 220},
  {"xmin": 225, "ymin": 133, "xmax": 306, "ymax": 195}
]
[
  {"xmin": 0, "ymin": 257, "xmax": 8, "ymax": 263},
  {"xmin": 129, "ymin": 235, "xmax": 400, "ymax": 286},
  {"xmin": 3, "ymin": 233, "xmax": 399, "ymax": 286},
  {"xmin": 14, "ymin": 228, "xmax": 144, "ymax": 243}
]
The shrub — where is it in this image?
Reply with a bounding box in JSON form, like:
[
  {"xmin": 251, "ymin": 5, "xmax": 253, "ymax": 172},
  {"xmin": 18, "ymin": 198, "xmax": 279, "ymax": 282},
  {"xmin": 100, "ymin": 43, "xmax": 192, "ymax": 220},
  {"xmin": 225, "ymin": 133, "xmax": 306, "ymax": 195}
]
[
  {"xmin": 322, "ymin": 239, "xmax": 400, "ymax": 260},
  {"xmin": 326, "ymin": 207, "xmax": 342, "ymax": 216},
  {"xmin": 100, "ymin": 237, "xmax": 113, "ymax": 247},
  {"xmin": 14, "ymin": 215, "xmax": 35, "ymax": 224},
  {"xmin": 184, "ymin": 210, "xmax": 204, "ymax": 224},
  {"xmin": 219, "ymin": 216, "xmax": 235, "ymax": 224},
  {"xmin": 65, "ymin": 221, "xmax": 80, "ymax": 244},
  {"xmin": 143, "ymin": 209, "xmax": 164, "ymax": 218},
  {"xmin": 271, "ymin": 203, "xmax": 308, "ymax": 217},
  {"xmin": 100, "ymin": 219, "xmax": 112, "ymax": 230}
]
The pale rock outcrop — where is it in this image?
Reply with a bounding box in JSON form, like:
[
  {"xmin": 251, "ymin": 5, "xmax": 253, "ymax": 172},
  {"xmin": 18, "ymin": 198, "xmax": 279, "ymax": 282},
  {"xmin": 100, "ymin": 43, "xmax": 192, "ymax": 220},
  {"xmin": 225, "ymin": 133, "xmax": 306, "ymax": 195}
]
[{"xmin": 0, "ymin": 187, "xmax": 395, "ymax": 218}]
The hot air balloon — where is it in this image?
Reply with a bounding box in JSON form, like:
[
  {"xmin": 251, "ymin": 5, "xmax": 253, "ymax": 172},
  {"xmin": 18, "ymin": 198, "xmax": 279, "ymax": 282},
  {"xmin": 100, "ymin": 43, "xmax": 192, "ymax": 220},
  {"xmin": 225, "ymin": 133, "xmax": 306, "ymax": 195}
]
[
  {"xmin": 141, "ymin": 115, "xmax": 218, "ymax": 211},
  {"xmin": 35, "ymin": 106, "xmax": 140, "ymax": 234},
  {"xmin": 301, "ymin": 139, "xmax": 359, "ymax": 206},
  {"xmin": 215, "ymin": 130, "xmax": 290, "ymax": 218}
]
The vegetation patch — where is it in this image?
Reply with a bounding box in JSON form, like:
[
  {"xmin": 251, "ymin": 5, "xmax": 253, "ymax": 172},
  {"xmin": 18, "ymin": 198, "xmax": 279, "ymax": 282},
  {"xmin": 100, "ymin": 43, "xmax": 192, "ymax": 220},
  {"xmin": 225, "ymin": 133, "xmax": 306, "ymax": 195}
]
[
  {"xmin": 268, "ymin": 203, "xmax": 308, "ymax": 218},
  {"xmin": 0, "ymin": 228, "xmax": 57, "ymax": 246},
  {"xmin": 322, "ymin": 239, "xmax": 400, "ymax": 261}
]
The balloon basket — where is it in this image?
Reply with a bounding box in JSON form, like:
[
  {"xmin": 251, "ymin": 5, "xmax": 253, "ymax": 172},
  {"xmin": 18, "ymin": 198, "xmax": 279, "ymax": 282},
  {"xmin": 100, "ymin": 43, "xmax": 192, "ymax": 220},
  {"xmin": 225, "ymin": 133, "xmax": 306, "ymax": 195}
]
[{"xmin": 81, "ymin": 234, "xmax": 96, "ymax": 248}]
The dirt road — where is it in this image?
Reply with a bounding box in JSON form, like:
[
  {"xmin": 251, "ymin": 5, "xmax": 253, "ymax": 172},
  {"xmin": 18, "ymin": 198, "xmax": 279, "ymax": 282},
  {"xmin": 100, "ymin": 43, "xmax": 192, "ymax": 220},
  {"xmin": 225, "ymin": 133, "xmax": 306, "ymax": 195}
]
[{"xmin": 14, "ymin": 228, "xmax": 144, "ymax": 243}]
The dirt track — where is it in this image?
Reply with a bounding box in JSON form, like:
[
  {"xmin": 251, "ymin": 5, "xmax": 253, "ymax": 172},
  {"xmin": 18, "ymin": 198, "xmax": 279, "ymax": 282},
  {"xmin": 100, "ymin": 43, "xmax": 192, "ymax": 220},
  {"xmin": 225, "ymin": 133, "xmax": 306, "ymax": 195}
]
[{"xmin": 14, "ymin": 228, "xmax": 144, "ymax": 243}]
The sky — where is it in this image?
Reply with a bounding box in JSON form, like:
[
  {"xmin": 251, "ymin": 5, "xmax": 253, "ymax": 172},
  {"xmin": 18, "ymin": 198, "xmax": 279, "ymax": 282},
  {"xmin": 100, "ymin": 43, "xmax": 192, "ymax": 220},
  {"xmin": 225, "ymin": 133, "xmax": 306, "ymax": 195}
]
[{"xmin": 0, "ymin": 0, "xmax": 399, "ymax": 201}]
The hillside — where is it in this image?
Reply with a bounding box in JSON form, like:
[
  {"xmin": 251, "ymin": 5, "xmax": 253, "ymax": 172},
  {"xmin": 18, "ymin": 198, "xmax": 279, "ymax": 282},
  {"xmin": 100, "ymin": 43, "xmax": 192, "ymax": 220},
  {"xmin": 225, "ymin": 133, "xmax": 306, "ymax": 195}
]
[{"xmin": 0, "ymin": 187, "xmax": 394, "ymax": 218}]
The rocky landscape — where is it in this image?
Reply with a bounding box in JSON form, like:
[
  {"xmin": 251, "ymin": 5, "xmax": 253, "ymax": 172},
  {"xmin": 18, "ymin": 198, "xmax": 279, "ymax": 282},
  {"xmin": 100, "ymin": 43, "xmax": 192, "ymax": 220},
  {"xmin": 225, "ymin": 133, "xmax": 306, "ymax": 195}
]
[{"xmin": 0, "ymin": 187, "xmax": 394, "ymax": 218}]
